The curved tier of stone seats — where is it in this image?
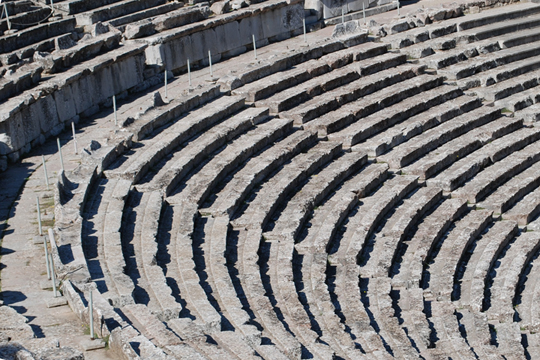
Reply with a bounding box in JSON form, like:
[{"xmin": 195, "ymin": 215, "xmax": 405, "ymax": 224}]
[{"xmin": 30, "ymin": 2, "xmax": 540, "ymax": 359}]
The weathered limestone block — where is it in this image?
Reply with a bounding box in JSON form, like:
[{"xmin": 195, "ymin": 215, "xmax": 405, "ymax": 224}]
[{"xmin": 142, "ymin": 0, "xmax": 304, "ymax": 70}]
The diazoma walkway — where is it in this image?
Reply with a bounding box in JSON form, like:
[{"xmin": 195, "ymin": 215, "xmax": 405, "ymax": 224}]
[{"xmin": 5, "ymin": 0, "xmax": 540, "ymax": 358}]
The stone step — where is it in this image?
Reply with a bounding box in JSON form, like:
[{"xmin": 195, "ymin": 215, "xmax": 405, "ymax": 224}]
[
  {"xmin": 392, "ymin": 198, "xmax": 468, "ymax": 289},
  {"xmin": 0, "ymin": 63, "xmax": 43, "ymax": 104},
  {"xmin": 255, "ymin": 61, "xmax": 361, "ymax": 113},
  {"xmin": 320, "ymin": 75, "xmax": 446, "ymax": 142},
  {"xmin": 360, "ymin": 277, "xmax": 423, "ymax": 359},
  {"xmin": 440, "ymin": 40, "xmax": 540, "ymax": 80},
  {"xmin": 232, "ymin": 141, "xmax": 342, "ymax": 230},
  {"xmin": 55, "ymin": 0, "xmax": 125, "ymax": 14},
  {"xmin": 207, "ymin": 129, "xmax": 318, "ymax": 217},
  {"xmin": 428, "ymin": 301, "xmax": 479, "ymax": 360},
  {"xmin": 423, "ymin": 37, "xmax": 501, "ymax": 70},
  {"xmin": 122, "ymin": 304, "xmax": 183, "ymax": 348},
  {"xmin": 281, "ymin": 64, "xmax": 420, "ymax": 125},
  {"xmin": 360, "ymin": 95, "xmax": 481, "ymax": 157},
  {"xmin": 515, "ymin": 254, "xmax": 540, "ymax": 332},
  {"xmin": 265, "ymin": 150, "xmax": 368, "ymax": 240},
  {"xmin": 457, "ymin": 220, "xmax": 518, "ymax": 312},
  {"xmin": 474, "ymin": 66, "xmax": 540, "ymax": 101},
  {"xmin": 516, "ymin": 102, "xmax": 540, "ymax": 122},
  {"xmin": 107, "ymin": 2, "xmax": 184, "ymax": 29},
  {"xmin": 427, "ymin": 209, "xmax": 493, "ymax": 301},
  {"xmin": 75, "ymin": 0, "xmax": 166, "ymax": 25},
  {"xmin": 237, "ymin": 227, "xmax": 303, "ymax": 359},
  {"xmin": 457, "ymin": 3, "xmax": 540, "ymax": 31},
  {"xmin": 493, "ymin": 322, "xmax": 527, "ymax": 360},
  {"xmin": 494, "ymin": 83, "xmax": 540, "ymax": 111},
  {"xmin": 105, "ymin": 95, "xmax": 245, "ymax": 183},
  {"xmin": 457, "ymin": 54, "xmax": 540, "ymax": 91},
  {"xmin": 503, "ymin": 186, "xmax": 540, "ymax": 225},
  {"xmin": 487, "ymin": 231, "xmax": 540, "ymax": 323},
  {"xmin": 122, "ymin": 4, "xmax": 210, "ymax": 39},
  {"xmin": 456, "ymin": 309, "xmax": 503, "ymax": 359},
  {"xmin": 377, "ymin": 105, "xmax": 503, "ymax": 169},
  {"xmin": 395, "ymin": 288, "xmax": 432, "ymax": 354},
  {"xmin": 204, "ymin": 216, "xmax": 263, "ymax": 347},
  {"xmin": 130, "ymin": 190, "xmax": 182, "ymax": 321},
  {"xmin": 295, "ymin": 162, "xmax": 389, "ymax": 255},
  {"xmin": 452, "ymin": 139, "xmax": 540, "ymax": 204},
  {"xmin": 136, "ymin": 106, "xmax": 269, "ymax": 196},
  {"xmin": 401, "ymin": 116, "xmax": 522, "ymax": 179},
  {"xmin": 301, "ymin": 253, "xmax": 374, "ymax": 360},
  {"xmin": 329, "ymin": 174, "xmax": 419, "ymax": 264},
  {"xmin": 478, "ymin": 154, "xmax": 540, "ymax": 214},
  {"xmin": 0, "ymin": 17, "xmax": 76, "ymax": 54},
  {"xmin": 427, "ymin": 126, "xmax": 540, "ymax": 192},
  {"xmin": 360, "ymin": 186, "xmax": 443, "ymax": 278},
  {"xmin": 269, "ymin": 239, "xmax": 336, "ymax": 360},
  {"xmin": 167, "ymin": 117, "xmax": 294, "ymax": 207}
]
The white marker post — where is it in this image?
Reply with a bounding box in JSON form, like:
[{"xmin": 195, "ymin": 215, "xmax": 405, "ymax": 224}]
[
  {"xmin": 113, "ymin": 95, "xmax": 117, "ymax": 126},
  {"xmin": 208, "ymin": 50, "xmax": 213, "ymax": 78},
  {"xmin": 89, "ymin": 290, "xmax": 94, "ymax": 339},
  {"xmin": 50, "ymin": 0, "xmax": 54, "ymax": 14},
  {"xmin": 44, "ymin": 233, "xmax": 51, "ymax": 280},
  {"xmin": 3, "ymin": 4, "xmax": 11, "ymax": 31},
  {"xmin": 50, "ymin": 254, "xmax": 57, "ymax": 297},
  {"xmin": 363, "ymin": 3, "xmax": 366, "ymax": 25},
  {"xmin": 252, "ymin": 34, "xmax": 257, "ymax": 60},
  {"xmin": 57, "ymin": 138, "xmax": 64, "ymax": 172},
  {"xmin": 397, "ymin": 0, "xmax": 400, "ymax": 16},
  {"xmin": 71, "ymin": 122, "xmax": 78, "ymax": 154},
  {"xmin": 188, "ymin": 59, "xmax": 192, "ymax": 87},
  {"xmin": 342, "ymin": 7, "xmax": 345, "ymax": 23},
  {"xmin": 303, "ymin": 18, "xmax": 307, "ymax": 43},
  {"xmin": 37, "ymin": 196, "xmax": 43, "ymax": 236},
  {"xmin": 164, "ymin": 68, "xmax": 168, "ymax": 99},
  {"xmin": 42, "ymin": 155, "xmax": 49, "ymax": 191}
]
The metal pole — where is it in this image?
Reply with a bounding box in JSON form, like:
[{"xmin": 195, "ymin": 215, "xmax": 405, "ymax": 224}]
[
  {"xmin": 57, "ymin": 138, "xmax": 64, "ymax": 172},
  {"xmin": 188, "ymin": 59, "xmax": 192, "ymax": 87},
  {"xmin": 363, "ymin": 2, "xmax": 366, "ymax": 25},
  {"xmin": 342, "ymin": 6, "xmax": 344, "ymax": 24},
  {"xmin": 4, "ymin": 4, "xmax": 11, "ymax": 31},
  {"xmin": 50, "ymin": 254, "xmax": 58, "ymax": 298},
  {"xmin": 89, "ymin": 290, "xmax": 95, "ymax": 339},
  {"xmin": 113, "ymin": 95, "xmax": 117, "ymax": 126},
  {"xmin": 164, "ymin": 68, "xmax": 168, "ymax": 98},
  {"xmin": 51, "ymin": 0, "xmax": 54, "ymax": 14},
  {"xmin": 45, "ymin": 229, "xmax": 52, "ymax": 280},
  {"xmin": 42, "ymin": 155, "xmax": 49, "ymax": 191},
  {"xmin": 303, "ymin": 18, "xmax": 307, "ymax": 43},
  {"xmin": 397, "ymin": 0, "xmax": 400, "ymax": 16},
  {"xmin": 208, "ymin": 50, "xmax": 213, "ymax": 78},
  {"xmin": 37, "ymin": 196, "xmax": 43, "ymax": 236},
  {"xmin": 252, "ymin": 34, "xmax": 257, "ymax": 60},
  {"xmin": 71, "ymin": 122, "xmax": 77, "ymax": 154}
]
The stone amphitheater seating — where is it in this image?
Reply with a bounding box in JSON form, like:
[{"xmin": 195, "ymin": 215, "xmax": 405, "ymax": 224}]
[{"xmin": 11, "ymin": 1, "xmax": 540, "ymax": 359}]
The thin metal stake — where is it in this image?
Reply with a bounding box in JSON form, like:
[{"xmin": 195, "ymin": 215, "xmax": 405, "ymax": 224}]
[
  {"xmin": 46, "ymin": 229, "xmax": 55, "ymax": 281},
  {"xmin": 89, "ymin": 290, "xmax": 95, "ymax": 339},
  {"xmin": 188, "ymin": 59, "xmax": 192, "ymax": 87},
  {"xmin": 113, "ymin": 95, "xmax": 117, "ymax": 126},
  {"xmin": 363, "ymin": 3, "xmax": 366, "ymax": 25},
  {"xmin": 252, "ymin": 34, "xmax": 257, "ymax": 60},
  {"xmin": 42, "ymin": 155, "xmax": 49, "ymax": 191},
  {"xmin": 50, "ymin": 254, "xmax": 57, "ymax": 298},
  {"xmin": 208, "ymin": 50, "xmax": 213, "ymax": 78},
  {"xmin": 51, "ymin": 0, "xmax": 54, "ymax": 14},
  {"xmin": 57, "ymin": 138, "xmax": 64, "ymax": 172},
  {"xmin": 342, "ymin": 6, "xmax": 345, "ymax": 24},
  {"xmin": 397, "ymin": 0, "xmax": 400, "ymax": 16},
  {"xmin": 37, "ymin": 196, "xmax": 43, "ymax": 236},
  {"xmin": 303, "ymin": 18, "xmax": 307, "ymax": 43},
  {"xmin": 164, "ymin": 68, "xmax": 168, "ymax": 98},
  {"xmin": 71, "ymin": 122, "xmax": 77, "ymax": 154},
  {"xmin": 4, "ymin": 4, "xmax": 11, "ymax": 31}
]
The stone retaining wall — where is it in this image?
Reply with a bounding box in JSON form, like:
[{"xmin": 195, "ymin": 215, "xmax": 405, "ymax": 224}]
[{"xmin": 140, "ymin": 0, "xmax": 305, "ymax": 70}]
